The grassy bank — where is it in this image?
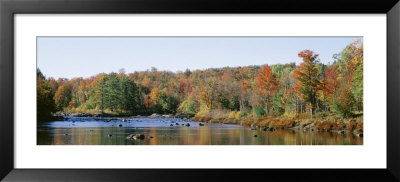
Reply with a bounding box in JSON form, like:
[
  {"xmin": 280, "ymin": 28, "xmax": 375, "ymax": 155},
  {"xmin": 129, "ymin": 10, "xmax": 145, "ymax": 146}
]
[{"xmin": 191, "ymin": 109, "xmax": 363, "ymax": 136}]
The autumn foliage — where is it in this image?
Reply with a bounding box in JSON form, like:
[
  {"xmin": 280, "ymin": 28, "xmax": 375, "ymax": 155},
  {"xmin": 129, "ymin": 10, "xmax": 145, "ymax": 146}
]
[{"xmin": 37, "ymin": 40, "xmax": 363, "ymax": 122}]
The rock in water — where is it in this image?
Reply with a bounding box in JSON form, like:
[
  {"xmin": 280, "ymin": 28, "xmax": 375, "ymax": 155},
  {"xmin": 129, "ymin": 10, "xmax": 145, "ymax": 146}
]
[
  {"xmin": 199, "ymin": 123, "xmax": 204, "ymax": 126},
  {"xmin": 253, "ymin": 134, "xmax": 258, "ymax": 137},
  {"xmin": 126, "ymin": 134, "xmax": 135, "ymax": 139},
  {"xmin": 126, "ymin": 134, "xmax": 145, "ymax": 140},
  {"xmin": 108, "ymin": 134, "xmax": 112, "ymax": 137},
  {"xmin": 118, "ymin": 124, "xmax": 123, "ymax": 127},
  {"xmin": 170, "ymin": 124, "xmax": 174, "ymax": 126},
  {"xmin": 185, "ymin": 123, "xmax": 190, "ymax": 127},
  {"xmin": 136, "ymin": 134, "xmax": 145, "ymax": 140},
  {"xmin": 150, "ymin": 113, "xmax": 160, "ymax": 118}
]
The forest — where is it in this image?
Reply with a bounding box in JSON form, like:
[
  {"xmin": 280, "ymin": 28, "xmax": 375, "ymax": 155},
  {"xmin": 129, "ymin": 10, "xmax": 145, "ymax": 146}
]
[{"xmin": 37, "ymin": 40, "xmax": 363, "ymax": 134}]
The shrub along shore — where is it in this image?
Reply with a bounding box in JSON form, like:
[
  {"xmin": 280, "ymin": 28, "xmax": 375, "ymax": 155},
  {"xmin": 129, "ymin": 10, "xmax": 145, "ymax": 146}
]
[{"xmin": 191, "ymin": 112, "xmax": 363, "ymax": 137}]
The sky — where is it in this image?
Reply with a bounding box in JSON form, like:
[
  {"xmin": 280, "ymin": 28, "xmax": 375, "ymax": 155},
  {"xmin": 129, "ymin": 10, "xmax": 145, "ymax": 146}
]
[{"xmin": 37, "ymin": 37, "xmax": 361, "ymax": 79}]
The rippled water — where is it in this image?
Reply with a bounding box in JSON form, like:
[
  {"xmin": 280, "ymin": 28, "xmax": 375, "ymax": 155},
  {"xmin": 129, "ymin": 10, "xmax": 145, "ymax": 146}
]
[{"xmin": 37, "ymin": 117, "xmax": 363, "ymax": 145}]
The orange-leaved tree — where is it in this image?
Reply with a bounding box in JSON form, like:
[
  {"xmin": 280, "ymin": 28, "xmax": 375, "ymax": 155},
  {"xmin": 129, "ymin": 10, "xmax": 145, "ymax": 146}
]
[
  {"xmin": 293, "ymin": 50, "xmax": 322, "ymax": 117},
  {"xmin": 255, "ymin": 65, "xmax": 278, "ymax": 115},
  {"xmin": 322, "ymin": 64, "xmax": 339, "ymax": 111}
]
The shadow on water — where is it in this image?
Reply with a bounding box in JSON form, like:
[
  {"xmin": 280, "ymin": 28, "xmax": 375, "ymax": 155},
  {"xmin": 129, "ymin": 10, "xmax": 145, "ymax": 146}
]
[{"xmin": 37, "ymin": 117, "xmax": 363, "ymax": 145}]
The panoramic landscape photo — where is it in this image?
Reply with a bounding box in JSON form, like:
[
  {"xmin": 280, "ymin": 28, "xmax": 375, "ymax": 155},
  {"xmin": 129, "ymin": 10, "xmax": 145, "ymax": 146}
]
[{"xmin": 37, "ymin": 37, "xmax": 363, "ymax": 145}]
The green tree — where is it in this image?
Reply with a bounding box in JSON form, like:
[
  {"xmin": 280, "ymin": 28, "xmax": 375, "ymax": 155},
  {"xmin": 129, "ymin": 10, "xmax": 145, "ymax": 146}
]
[
  {"xmin": 104, "ymin": 73, "xmax": 121, "ymax": 111},
  {"xmin": 120, "ymin": 76, "xmax": 140, "ymax": 112},
  {"xmin": 158, "ymin": 91, "xmax": 179, "ymax": 114},
  {"xmin": 94, "ymin": 75, "xmax": 107, "ymax": 112},
  {"xmin": 178, "ymin": 96, "xmax": 197, "ymax": 116},
  {"xmin": 37, "ymin": 69, "xmax": 57, "ymax": 121}
]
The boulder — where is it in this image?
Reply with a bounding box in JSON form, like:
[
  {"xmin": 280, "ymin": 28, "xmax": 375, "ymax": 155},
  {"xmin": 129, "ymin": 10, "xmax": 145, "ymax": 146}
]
[
  {"xmin": 126, "ymin": 134, "xmax": 135, "ymax": 139},
  {"xmin": 136, "ymin": 134, "xmax": 145, "ymax": 140},
  {"xmin": 118, "ymin": 124, "xmax": 123, "ymax": 127},
  {"xmin": 199, "ymin": 123, "xmax": 204, "ymax": 126},
  {"xmin": 175, "ymin": 123, "xmax": 179, "ymax": 125},
  {"xmin": 185, "ymin": 123, "xmax": 190, "ymax": 127},
  {"xmin": 150, "ymin": 113, "xmax": 161, "ymax": 118},
  {"xmin": 170, "ymin": 124, "xmax": 174, "ymax": 126},
  {"xmin": 126, "ymin": 134, "xmax": 146, "ymax": 140}
]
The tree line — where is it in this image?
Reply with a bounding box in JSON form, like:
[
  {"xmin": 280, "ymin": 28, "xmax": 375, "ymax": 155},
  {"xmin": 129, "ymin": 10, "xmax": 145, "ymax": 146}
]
[{"xmin": 37, "ymin": 40, "xmax": 362, "ymax": 121}]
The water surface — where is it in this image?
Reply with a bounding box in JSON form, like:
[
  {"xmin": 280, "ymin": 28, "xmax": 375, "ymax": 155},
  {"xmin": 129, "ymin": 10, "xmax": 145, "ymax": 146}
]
[{"xmin": 37, "ymin": 117, "xmax": 363, "ymax": 145}]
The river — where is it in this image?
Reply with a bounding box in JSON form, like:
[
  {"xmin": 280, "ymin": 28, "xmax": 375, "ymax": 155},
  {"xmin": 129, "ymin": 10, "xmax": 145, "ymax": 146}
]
[{"xmin": 37, "ymin": 116, "xmax": 363, "ymax": 145}]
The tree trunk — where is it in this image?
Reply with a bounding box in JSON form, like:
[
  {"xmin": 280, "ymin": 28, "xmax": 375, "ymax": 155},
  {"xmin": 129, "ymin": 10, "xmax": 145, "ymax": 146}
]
[
  {"xmin": 265, "ymin": 97, "xmax": 269, "ymax": 115},
  {"xmin": 300, "ymin": 102, "xmax": 303, "ymax": 113}
]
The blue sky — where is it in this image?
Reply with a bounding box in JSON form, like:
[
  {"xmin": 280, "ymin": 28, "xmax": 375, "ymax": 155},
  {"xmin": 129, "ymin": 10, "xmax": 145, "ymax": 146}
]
[{"xmin": 37, "ymin": 37, "xmax": 361, "ymax": 79}]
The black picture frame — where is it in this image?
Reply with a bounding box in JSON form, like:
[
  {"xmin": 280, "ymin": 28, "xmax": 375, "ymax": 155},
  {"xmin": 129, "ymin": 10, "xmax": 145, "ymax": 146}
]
[{"xmin": 1, "ymin": 0, "xmax": 399, "ymax": 181}]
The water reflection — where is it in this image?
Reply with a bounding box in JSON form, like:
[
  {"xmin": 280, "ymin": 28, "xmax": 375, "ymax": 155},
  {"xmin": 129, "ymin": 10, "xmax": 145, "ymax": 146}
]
[{"xmin": 37, "ymin": 117, "xmax": 363, "ymax": 145}]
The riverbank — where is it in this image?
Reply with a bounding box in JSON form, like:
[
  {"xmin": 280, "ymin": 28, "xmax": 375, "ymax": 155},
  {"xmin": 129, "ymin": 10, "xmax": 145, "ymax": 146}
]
[{"xmin": 191, "ymin": 113, "xmax": 363, "ymax": 137}]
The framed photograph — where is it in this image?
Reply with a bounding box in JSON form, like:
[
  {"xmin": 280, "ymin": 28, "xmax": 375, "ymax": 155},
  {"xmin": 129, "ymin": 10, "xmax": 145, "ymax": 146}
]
[{"xmin": 1, "ymin": 0, "xmax": 399, "ymax": 181}]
